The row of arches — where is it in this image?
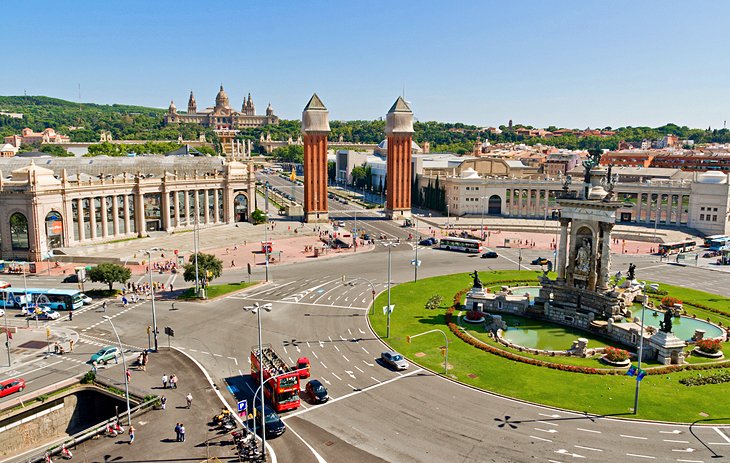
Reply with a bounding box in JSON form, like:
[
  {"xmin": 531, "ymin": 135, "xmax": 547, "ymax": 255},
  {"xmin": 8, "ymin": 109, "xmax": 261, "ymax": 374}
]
[{"xmin": 5, "ymin": 211, "xmax": 64, "ymax": 252}]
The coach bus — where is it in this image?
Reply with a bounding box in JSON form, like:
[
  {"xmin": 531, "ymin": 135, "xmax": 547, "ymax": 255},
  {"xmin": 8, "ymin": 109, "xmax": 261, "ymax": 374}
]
[
  {"xmin": 709, "ymin": 237, "xmax": 730, "ymax": 252},
  {"xmin": 0, "ymin": 288, "xmax": 83, "ymax": 312},
  {"xmin": 703, "ymin": 235, "xmax": 728, "ymax": 247},
  {"xmin": 658, "ymin": 240, "xmax": 697, "ymax": 256},
  {"xmin": 438, "ymin": 237, "xmax": 483, "ymax": 253}
]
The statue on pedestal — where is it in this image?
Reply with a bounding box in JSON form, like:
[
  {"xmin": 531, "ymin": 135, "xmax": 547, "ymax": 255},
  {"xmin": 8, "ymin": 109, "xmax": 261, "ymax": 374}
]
[
  {"xmin": 470, "ymin": 270, "xmax": 483, "ymax": 289},
  {"xmin": 659, "ymin": 309, "xmax": 673, "ymax": 333}
]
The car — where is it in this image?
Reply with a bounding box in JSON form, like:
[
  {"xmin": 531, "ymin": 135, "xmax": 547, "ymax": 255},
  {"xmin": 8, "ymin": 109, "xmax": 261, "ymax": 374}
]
[
  {"xmin": 26, "ymin": 308, "xmax": 60, "ymax": 320},
  {"xmin": 0, "ymin": 308, "xmax": 4, "ymax": 317},
  {"xmin": 248, "ymin": 403, "xmax": 286, "ymax": 438},
  {"xmin": 531, "ymin": 257, "xmax": 549, "ymax": 266},
  {"xmin": 481, "ymin": 251, "xmax": 498, "ymax": 258},
  {"xmin": 305, "ymin": 379, "xmax": 329, "ymax": 403},
  {"xmin": 341, "ymin": 200, "xmax": 349, "ymax": 205},
  {"xmin": 0, "ymin": 281, "xmax": 11, "ymax": 289},
  {"xmin": 79, "ymin": 293, "xmax": 93, "ymax": 305},
  {"xmin": 381, "ymin": 351, "xmax": 409, "ymax": 371},
  {"xmin": 90, "ymin": 346, "xmax": 120, "ymax": 365},
  {"xmin": 297, "ymin": 357, "xmax": 311, "ymax": 379},
  {"xmin": 419, "ymin": 239, "xmax": 434, "ymax": 246},
  {"xmin": 0, "ymin": 378, "xmax": 25, "ymax": 398},
  {"xmin": 62, "ymin": 274, "xmax": 80, "ymax": 283},
  {"xmin": 338, "ymin": 221, "xmax": 346, "ymax": 227}
]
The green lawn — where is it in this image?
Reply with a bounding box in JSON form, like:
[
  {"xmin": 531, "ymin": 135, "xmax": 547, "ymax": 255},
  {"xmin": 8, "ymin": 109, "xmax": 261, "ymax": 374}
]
[
  {"xmin": 178, "ymin": 281, "xmax": 256, "ymax": 300},
  {"xmin": 370, "ymin": 270, "xmax": 730, "ymax": 422}
]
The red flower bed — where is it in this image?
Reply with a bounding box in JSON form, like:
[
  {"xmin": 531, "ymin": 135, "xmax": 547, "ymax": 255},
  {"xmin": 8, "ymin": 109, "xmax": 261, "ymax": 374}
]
[
  {"xmin": 697, "ymin": 338, "xmax": 723, "ymax": 354},
  {"xmin": 604, "ymin": 346, "xmax": 630, "ymax": 362}
]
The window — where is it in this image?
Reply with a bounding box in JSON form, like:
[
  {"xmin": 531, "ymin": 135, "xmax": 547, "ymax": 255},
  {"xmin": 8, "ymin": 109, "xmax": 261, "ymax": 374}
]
[
  {"xmin": 701, "ymin": 207, "xmax": 705, "ymax": 211},
  {"xmin": 712, "ymin": 215, "xmax": 717, "ymax": 221},
  {"xmin": 10, "ymin": 213, "xmax": 29, "ymax": 250},
  {"xmin": 713, "ymin": 207, "xmax": 718, "ymax": 212},
  {"xmin": 700, "ymin": 214, "xmax": 705, "ymax": 221}
]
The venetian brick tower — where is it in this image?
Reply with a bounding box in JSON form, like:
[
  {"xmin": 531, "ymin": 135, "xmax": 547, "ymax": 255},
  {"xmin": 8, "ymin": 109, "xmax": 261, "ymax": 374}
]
[
  {"xmin": 385, "ymin": 97, "xmax": 414, "ymax": 220},
  {"xmin": 302, "ymin": 93, "xmax": 330, "ymax": 223}
]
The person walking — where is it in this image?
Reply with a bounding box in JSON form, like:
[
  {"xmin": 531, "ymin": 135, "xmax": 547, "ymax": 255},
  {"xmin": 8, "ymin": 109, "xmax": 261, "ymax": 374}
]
[
  {"xmin": 179, "ymin": 423, "xmax": 185, "ymax": 442},
  {"xmin": 102, "ymin": 301, "xmax": 107, "ymax": 312},
  {"xmin": 174, "ymin": 423, "xmax": 181, "ymax": 442},
  {"xmin": 128, "ymin": 425, "xmax": 136, "ymax": 444},
  {"xmin": 160, "ymin": 396, "xmax": 167, "ymax": 410},
  {"xmin": 162, "ymin": 374, "xmax": 168, "ymax": 389},
  {"xmin": 170, "ymin": 374, "xmax": 177, "ymax": 389},
  {"xmin": 186, "ymin": 392, "xmax": 193, "ymax": 409},
  {"xmin": 125, "ymin": 369, "xmax": 132, "ymax": 383}
]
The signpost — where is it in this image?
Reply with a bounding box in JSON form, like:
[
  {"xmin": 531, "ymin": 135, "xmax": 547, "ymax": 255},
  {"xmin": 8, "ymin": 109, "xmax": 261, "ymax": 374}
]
[
  {"xmin": 382, "ymin": 305, "xmax": 394, "ymax": 315},
  {"xmin": 237, "ymin": 399, "xmax": 248, "ymax": 418},
  {"xmin": 164, "ymin": 326, "xmax": 175, "ymax": 350}
]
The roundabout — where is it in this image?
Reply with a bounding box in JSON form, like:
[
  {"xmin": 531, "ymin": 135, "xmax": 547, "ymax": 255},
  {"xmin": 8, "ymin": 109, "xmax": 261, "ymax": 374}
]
[{"xmin": 369, "ymin": 270, "xmax": 730, "ymax": 423}]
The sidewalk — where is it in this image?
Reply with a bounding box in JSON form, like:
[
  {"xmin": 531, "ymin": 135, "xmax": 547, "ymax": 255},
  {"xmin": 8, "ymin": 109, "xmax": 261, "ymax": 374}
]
[
  {"xmin": 63, "ymin": 349, "xmax": 235, "ymax": 462},
  {"xmin": 0, "ymin": 327, "xmax": 79, "ymax": 377}
]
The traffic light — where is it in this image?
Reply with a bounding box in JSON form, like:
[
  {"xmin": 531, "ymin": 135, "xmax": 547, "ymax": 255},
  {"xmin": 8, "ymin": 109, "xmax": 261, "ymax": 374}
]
[{"xmin": 146, "ymin": 325, "xmax": 151, "ymax": 335}]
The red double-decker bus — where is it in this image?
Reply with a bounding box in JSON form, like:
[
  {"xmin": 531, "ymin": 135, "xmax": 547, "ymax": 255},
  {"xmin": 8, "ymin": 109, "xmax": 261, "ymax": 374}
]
[{"xmin": 250, "ymin": 344, "xmax": 301, "ymax": 412}]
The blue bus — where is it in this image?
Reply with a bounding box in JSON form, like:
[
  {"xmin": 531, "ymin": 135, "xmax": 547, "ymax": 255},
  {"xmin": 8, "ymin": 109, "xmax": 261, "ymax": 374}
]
[
  {"xmin": 0, "ymin": 288, "xmax": 83, "ymax": 312},
  {"xmin": 703, "ymin": 235, "xmax": 728, "ymax": 247},
  {"xmin": 709, "ymin": 237, "xmax": 730, "ymax": 251}
]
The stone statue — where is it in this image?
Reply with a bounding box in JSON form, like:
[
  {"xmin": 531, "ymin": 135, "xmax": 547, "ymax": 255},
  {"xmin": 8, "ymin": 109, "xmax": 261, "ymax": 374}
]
[
  {"xmin": 627, "ymin": 263, "xmax": 636, "ymax": 281},
  {"xmin": 575, "ymin": 238, "xmax": 592, "ymax": 274},
  {"xmin": 659, "ymin": 309, "xmax": 673, "ymax": 333},
  {"xmin": 582, "ymin": 149, "xmax": 602, "ymax": 183},
  {"xmin": 470, "ymin": 270, "xmax": 483, "ymax": 289}
]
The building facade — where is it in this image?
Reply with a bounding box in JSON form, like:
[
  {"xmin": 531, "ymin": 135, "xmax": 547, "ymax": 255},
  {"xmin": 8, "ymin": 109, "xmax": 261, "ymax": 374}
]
[
  {"xmin": 0, "ymin": 157, "xmax": 254, "ymax": 262},
  {"xmin": 4, "ymin": 128, "xmax": 70, "ymax": 147},
  {"xmin": 163, "ymin": 86, "xmax": 279, "ymax": 129}
]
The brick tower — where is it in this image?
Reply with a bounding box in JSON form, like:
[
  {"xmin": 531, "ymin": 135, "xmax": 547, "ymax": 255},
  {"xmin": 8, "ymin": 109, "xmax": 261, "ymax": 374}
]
[
  {"xmin": 302, "ymin": 93, "xmax": 330, "ymax": 223},
  {"xmin": 385, "ymin": 97, "xmax": 414, "ymax": 220}
]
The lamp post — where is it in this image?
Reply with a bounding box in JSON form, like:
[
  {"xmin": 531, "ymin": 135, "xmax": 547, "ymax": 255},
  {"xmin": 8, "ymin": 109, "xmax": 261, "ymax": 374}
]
[
  {"xmin": 140, "ymin": 248, "xmax": 160, "ymax": 351},
  {"xmin": 103, "ymin": 316, "xmax": 131, "ymax": 426},
  {"xmin": 518, "ymin": 247, "xmax": 522, "ymax": 271},
  {"xmin": 480, "ymin": 196, "xmax": 487, "ymax": 241},
  {"xmin": 407, "ymin": 329, "xmax": 449, "ymax": 375},
  {"xmin": 244, "ymin": 302, "xmax": 272, "ymax": 459},
  {"xmin": 382, "ymin": 242, "xmax": 399, "ymax": 338},
  {"xmin": 264, "ymin": 182, "xmax": 271, "ymax": 282},
  {"xmin": 194, "ymin": 213, "xmax": 200, "ymax": 297},
  {"xmin": 446, "ymin": 204, "xmax": 450, "ymax": 229},
  {"xmin": 3, "ymin": 303, "xmax": 10, "ymax": 366},
  {"xmin": 633, "ymin": 284, "xmax": 648, "ymax": 414}
]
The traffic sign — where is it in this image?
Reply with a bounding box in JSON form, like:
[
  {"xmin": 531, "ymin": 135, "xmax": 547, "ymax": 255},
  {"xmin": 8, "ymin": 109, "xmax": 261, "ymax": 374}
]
[
  {"xmin": 237, "ymin": 399, "xmax": 247, "ymax": 416},
  {"xmin": 410, "ymin": 259, "xmax": 421, "ymax": 267},
  {"xmin": 382, "ymin": 304, "xmax": 395, "ymax": 315}
]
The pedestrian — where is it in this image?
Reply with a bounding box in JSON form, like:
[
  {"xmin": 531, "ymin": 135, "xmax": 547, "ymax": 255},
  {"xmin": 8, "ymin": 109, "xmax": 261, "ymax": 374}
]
[
  {"xmin": 170, "ymin": 283, "xmax": 174, "ymax": 293},
  {"xmin": 162, "ymin": 374, "xmax": 168, "ymax": 388},
  {"xmin": 102, "ymin": 301, "xmax": 107, "ymax": 312},
  {"xmin": 179, "ymin": 423, "xmax": 185, "ymax": 442},
  {"xmin": 170, "ymin": 374, "xmax": 177, "ymax": 389},
  {"xmin": 125, "ymin": 369, "xmax": 132, "ymax": 383},
  {"xmin": 231, "ymin": 260, "xmax": 235, "ymax": 267},
  {"xmin": 186, "ymin": 392, "xmax": 193, "ymax": 408},
  {"xmin": 161, "ymin": 396, "xmax": 167, "ymax": 410},
  {"xmin": 69, "ymin": 339, "xmax": 74, "ymax": 352},
  {"xmin": 68, "ymin": 310, "xmax": 73, "ymax": 321},
  {"xmin": 128, "ymin": 425, "xmax": 135, "ymax": 444},
  {"xmin": 175, "ymin": 423, "xmax": 181, "ymax": 441}
]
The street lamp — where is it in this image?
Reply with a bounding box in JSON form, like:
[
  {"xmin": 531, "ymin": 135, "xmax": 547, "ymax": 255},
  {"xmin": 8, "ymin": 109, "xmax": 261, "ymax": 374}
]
[
  {"xmin": 413, "ymin": 214, "xmax": 422, "ymax": 282},
  {"xmin": 480, "ymin": 196, "xmax": 487, "ymax": 241},
  {"xmin": 264, "ymin": 182, "xmax": 271, "ymax": 283},
  {"xmin": 140, "ymin": 248, "xmax": 160, "ymax": 351},
  {"xmin": 244, "ymin": 301, "xmax": 272, "ymax": 459},
  {"xmin": 518, "ymin": 247, "xmax": 522, "ymax": 271},
  {"xmin": 633, "ymin": 283, "xmax": 648, "ymax": 414},
  {"xmin": 382, "ymin": 241, "xmax": 400, "ymax": 338},
  {"xmin": 3, "ymin": 303, "xmax": 10, "ymax": 366},
  {"xmin": 407, "ymin": 329, "xmax": 449, "ymax": 375},
  {"xmin": 103, "ymin": 316, "xmax": 131, "ymax": 426}
]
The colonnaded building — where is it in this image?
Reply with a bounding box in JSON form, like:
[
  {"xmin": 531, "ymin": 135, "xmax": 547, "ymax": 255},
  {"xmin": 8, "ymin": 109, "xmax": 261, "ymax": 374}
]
[
  {"xmin": 163, "ymin": 85, "xmax": 279, "ymax": 129},
  {"xmin": 0, "ymin": 157, "xmax": 255, "ymax": 262}
]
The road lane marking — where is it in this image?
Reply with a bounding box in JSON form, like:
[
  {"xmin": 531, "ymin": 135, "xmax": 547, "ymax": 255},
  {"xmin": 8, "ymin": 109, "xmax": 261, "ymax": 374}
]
[
  {"xmin": 626, "ymin": 454, "xmax": 655, "ymax": 459},
  {"xmin": 320, "ymin": 362, "xmax": 328, "ymax": 369},
  {"xmin": 213, "ymin": 353, "xmax": 222, "ymax": 357},
  {"xmin": 574, "ymin": 445, "xmax": 602, "ymax": 452},
  {"xmin": 361, "ymin": 347, "xmax": 370, "ymax": 354},
  {"xmin": 227, "ymin": 357, "xmax": 238, "ymax": 366},
  {"xmin": 576, "ymin": 428, "xmax": 601, "ymax": 434},
  {"xmin": 334, "ymin": 345, "xmax": 340, "ymax": 352},
  {"xmin": 342, "ymin": 355, "xmax": 349, "ymax": 362},
  {"xmin": 370, "ymin": 376, "xmax": 381, "ymax": 383},
  {"xmin": 663, "ymin": 439, "xmax": 689, "ymax": 443},
  {"xmin": 539, "ymin": 413, "xmax": 561, "ymax": 418},
  {"xmin": 529, "ymin": 435, "xmax": 552, "ymax": 443},
  {"xmin": 672, "ymin": 449, "xmax": 696, "ymax": 453},
  {"xmin": 331, "ymin": 372, "xmax": 341, "ymax": 381},
  {"xmin": 714, "ymin": 427, "xmax": 730, "ymax": 443},
  {"xmin": 363, "ymin": 360, "xmax": 374, "ymax": 367},
  {"xmin": 312, "ymin": 351, "xmax": 319, "ymax": 359},
  {"xmin": 675, "ymin": 460, "xmax": 704, "ymax": 463},
  {"xmin": 354, "ymin": 366, "xmax": 363, "ymax": 373},
  {"xmin": 536, "ymin": 420, "xmax": 558, "ymax": 426},
  {"xmin": 621, "ymin": 434, "xmax": 648, "ymax": 440},
  {"xmin": 534, "ymin": 428, "xmax": 557, "ymax": 434}
]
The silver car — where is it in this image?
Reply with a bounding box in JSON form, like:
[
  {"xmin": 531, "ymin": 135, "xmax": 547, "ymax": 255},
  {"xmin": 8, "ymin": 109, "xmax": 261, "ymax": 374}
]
[{"xmin": 381, "ymin": 351, "xmax": 409, "ymax": 371}]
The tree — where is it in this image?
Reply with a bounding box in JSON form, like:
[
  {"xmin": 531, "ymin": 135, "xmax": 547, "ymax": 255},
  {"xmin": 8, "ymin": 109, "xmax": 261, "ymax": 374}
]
[
  {"xmin": 87, "ymin": 263, "xmax": 132, "ymax": 291},
  {"xmin": 351, "ymin": 165, "xmax": 367, "ymax": 188},
  {"xmin": 183, "ymin": 253, "xmax": 223, "ymax": 287},
  {"xmin": 251, "ymin": 209, "xmax": 266, "ymax": 224},
  {"xmin": 327, "ymin": 160, "xmax": 336, "ymax": 182},
  {"xmin": 270, "ymin": 145, "xmax": 303, "ymax": 163}
]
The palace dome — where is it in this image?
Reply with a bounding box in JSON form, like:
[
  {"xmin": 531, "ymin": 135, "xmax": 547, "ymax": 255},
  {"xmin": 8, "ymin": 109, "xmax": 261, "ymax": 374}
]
[{"xmin": 215, "ymin": 85, "xmax": 230, "ymax": 109}]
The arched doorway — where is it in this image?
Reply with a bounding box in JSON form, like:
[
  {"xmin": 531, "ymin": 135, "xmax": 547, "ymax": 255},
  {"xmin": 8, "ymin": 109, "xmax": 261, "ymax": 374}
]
[
  {"xmin": 10, "ymin": 213, "xmax": 29, "ymax": 251},
  {"xmin": 45, "ymin": 211, "xmax": 64, "ymax": 249},
  {"xmin": 234, "ymin": 194, "xmax": 248, "ymax": 222},
  {"xmin": 488, "ymin": 195, "xmax": 502, "ymax": 215}
]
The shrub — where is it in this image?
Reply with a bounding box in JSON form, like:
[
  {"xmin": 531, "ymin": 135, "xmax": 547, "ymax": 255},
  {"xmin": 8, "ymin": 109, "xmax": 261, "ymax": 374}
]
[
  {"xmin": 696, "ymin": 338, "xmax": 723, "ymax": 354},
  {"xmin": 81, "ymin": 371, "xmax": 96, "ymax": 384},
  {"xmin": 661, "ymin": 296, "xmax": 682, "ymax": 308},
  {"xmin": 604, "ymin": 346, "xmax": 630, "ymax": 362},
  {"xmin": 466, "ymin": 310, "xmax": 482, "ymax": 320},
  {"xmin": 425, "ymin": 295, "xmax": 444, "ymax": 310},
  {"xmin": 680, "ymin": 372, "xmax": 730, "ymax": 387}
]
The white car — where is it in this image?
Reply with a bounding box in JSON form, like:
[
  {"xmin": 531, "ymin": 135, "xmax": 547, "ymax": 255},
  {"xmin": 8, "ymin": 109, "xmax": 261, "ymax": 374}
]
[
  {"xmin": 0, "ymin": 308, "xmax": 4, "ymax": 317},
  {"xmin": 79, "ymin": 293, "xmax": 93, "ymax": 305},
  {"xmin": 338, "ymin": 221, "xmax": 346, "ymax": 227}
]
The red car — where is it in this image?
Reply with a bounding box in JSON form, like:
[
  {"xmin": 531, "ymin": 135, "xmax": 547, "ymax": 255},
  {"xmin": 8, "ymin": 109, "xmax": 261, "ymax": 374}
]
[{"xmin": 0, "ymin": 378, "xmax": 26, "ymax": 398}]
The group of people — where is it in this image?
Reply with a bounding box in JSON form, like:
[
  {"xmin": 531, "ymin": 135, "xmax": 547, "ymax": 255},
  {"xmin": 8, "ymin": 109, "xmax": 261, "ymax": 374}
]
[
  {"xmin": 161, "ymin": 373, "xmax": 179, "ymax": 389},
  {"xmin": 137, "ymin": 350, "xmax": 149, "ymax": 370},
  {"xmin": 152, "ymin": 259, "xmax": 178, "ymax": 273}
]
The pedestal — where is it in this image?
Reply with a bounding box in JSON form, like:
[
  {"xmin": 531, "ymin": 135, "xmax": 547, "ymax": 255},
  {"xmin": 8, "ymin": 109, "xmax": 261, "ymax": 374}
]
[{"xmin": 648, "ymin": 330, "xmax": 686, "ymax": 365}]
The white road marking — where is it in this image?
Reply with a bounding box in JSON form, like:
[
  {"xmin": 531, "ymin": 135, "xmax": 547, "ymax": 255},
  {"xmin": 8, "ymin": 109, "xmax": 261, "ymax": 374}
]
[
  {"xmin": 201, "ymin": 351, "xmax": 210, "ymax": 355},
  {"xmin": 283, "ymin": 346, "xmax": 288, "ymax": 354},
  {"xmin": 660, "ymin": 430, "xmax": 683, "ymax": 434},
  {"xmin": 621, "ymin": 434, "xmax": 648, "ymax": 440},
  {"xmin": 536, "ymin": 420, "xmax": 558, "ymax": 426},
  {"xmin": 342, "ymin": 355, "xmax": 349, "ymax": 362},
  {"xmin": 227, "ymin": 357, "xmax": 238, "ymax": 366},
  {"xmin": 321, "ymin": 362, "xmax": 328, "ymax": 369},
  {"xmin": 334, "ymin": 345, "xmax": 340, "ymax": 352},
  {"xmin": 671, "ymin": 449, "xmax": 696, "ymax": 453},
  {"xmin": 626, "ymin": 454, "xmax": 655, "ymax": 459},
  {"xmin": 213, "ymin": 353, "xmax": 222, "ymax": 357},
  {"xmin": 529, "ymin": 435, "xmax": 552, "ymax": 443},
  {"xmin": 306, "ymin": 341, "xmax": 311, "ymax": 348},
  {"xmin": 347, "ymin": 383, "xmax": 356, "ymax": 390},
  {"xmin": 238, "ymin": 369, "xmax": 243, "ymax": 376},
  {"xmin": 574, "ymin": 445, "xmax": 602, "ymax": 452},
  {"xmin": 676, "ymin": 459, "xmax": 704, "ymax": 463},
  {"xmin": 331, "ymin": 372, "xmax": 341, "ymax": 381},
  {"xmin": 363, "ymin": 360, "xmax": 374, "ymax": 367},
  {"xmin": 534, "ymin": 428, "xmax": 557, "ymax": 434},
  {"xmin": 555, "ymin": 449, "xmax": 584, "ymax": 458},
  {"xmin": 663, "ymin": 439, "xmax": 689, "ymax": 443},
  {"xmin": 576, "ymin": 428, "xmax": 601, "ymax": 434},
  {"xmin": 312, "ymin": 351, "xmax": 319, "ymax": 359},
  {"xmin": 370, "ymin": 376, "xmax": 381, "ymax": 383},
  {"xmin": 347, "ymin": 329, "xmax": 352, "ymax": 335},
  {"xmin": 539, "ymin": 413, "xmax": 561, "ymax": 418},
  {"xmin": 714, "ymin": 427, "xmax": 730, "ymax": 443},
  {"xmin": 361, "ymin": 347, "xmax": 370, "ymax": 355},
  {"xmin": 354, "ymin": 366, "xmax": 363, "ymax": 373},
  {"xmin": 358, "ymin": 328, "xmax": 365, "ymax": 334}
]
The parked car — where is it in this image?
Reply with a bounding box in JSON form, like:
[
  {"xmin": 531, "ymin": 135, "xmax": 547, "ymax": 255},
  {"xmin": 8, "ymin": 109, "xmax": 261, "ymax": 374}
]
[
  {"xmin": 0, "ymin": 308, "xmax": 4, "ymax": 317},
  {"xmin": 481, "ymin": 251, "xmax": 498, "ymax": 258},
  {"xmin": 381, "ymin": 351, "xmax": 409, "ymax": 371},
  {"xmin": 248, "ymin": 403, "xmax": 286, "ymax": 438},
  {"xmin": 26, "ymin": 308, "xmax": 60, "ymax": 320},
  {"xmin": 531, "ymin": 257, "xmax": 549, "ymax": 266},
  {"xmin": 305, "ymin": 379, "xmax": 329, "ymax": 403},
  {"xmin": 0, "ymin": 378, "xmax": 25, "ymax": 398},
  {"xmin": 79, "ymin": 293, "xmax": 93, "ymax": 305},
  {"xmin": 90, "ymin": 346, "xmax": 120, "ymax": 365}
]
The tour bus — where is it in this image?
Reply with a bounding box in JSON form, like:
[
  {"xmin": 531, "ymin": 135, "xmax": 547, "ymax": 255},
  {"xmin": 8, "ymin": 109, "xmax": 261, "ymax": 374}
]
[
  {"xmin": 703, "ymin": 235, "xmax": 728, "ymax": 247},
  {"xmin": 438, "ymin": 237, "xmax": 483, "ymax": 253},
  {"xmin": 709, "ymin": 237, "xmax": 730, "ymax": 252},
  {"xmin": 0, "ymin": 288, "xmax": 84, "ymax": 312},
  {"xmin": 658, "ymin": 240, "xmax": 697, "ymax": 256}
]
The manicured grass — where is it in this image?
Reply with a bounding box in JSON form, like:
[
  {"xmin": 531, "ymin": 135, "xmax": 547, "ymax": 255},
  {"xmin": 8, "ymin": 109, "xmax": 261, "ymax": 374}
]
[
  {"xmin": 178, "ymin": 281, "xmax": 256, "ymax": 300},
  {"xmin": 370, "ymin": 270, "xmax": 730, "ymax": 422}
]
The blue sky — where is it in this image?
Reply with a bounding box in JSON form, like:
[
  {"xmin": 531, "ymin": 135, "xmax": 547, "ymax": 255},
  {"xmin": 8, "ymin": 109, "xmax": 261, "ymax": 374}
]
[{"xmin": 3, "ymin": 0, "xmax": 729, "ymax": 129}]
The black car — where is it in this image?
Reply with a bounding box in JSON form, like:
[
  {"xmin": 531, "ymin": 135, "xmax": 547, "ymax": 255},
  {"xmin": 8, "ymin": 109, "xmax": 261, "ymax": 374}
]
[
  {"xmin": 481, "ymin": 251, "xmax": 498, "ymax": 258},
  {"xmin": 419, "ymin": 237, "xmax": 438, "ymax": 246},
  {"xmin": 531, "ymin": 257, "xmax": 549, "ymax": 266},
  {"xmin": 247, "ymin": 403, "xmax": 286, "ymax": 438},
  {"xmin": 305, "ymin": 379, "xmax": 329, "ymax": 403},
  {"xmin": 62, "ymin": 274, "xmax": 80, "ymax": 283}
]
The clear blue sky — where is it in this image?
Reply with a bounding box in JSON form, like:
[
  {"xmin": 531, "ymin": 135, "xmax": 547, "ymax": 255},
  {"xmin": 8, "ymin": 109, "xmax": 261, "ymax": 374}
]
[{"xmin": 3, "ymin": 0, "xmax": 729, "ymax": 129}]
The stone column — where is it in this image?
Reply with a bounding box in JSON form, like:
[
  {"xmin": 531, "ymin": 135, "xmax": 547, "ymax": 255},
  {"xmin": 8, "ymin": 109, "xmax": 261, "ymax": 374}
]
[
  {"xmin": 76, "ymin": 198, "xmax": 85, "ymax": 241},
  {"xmin": 161, "ymin": 190, "xmax": 171, "ymax": 231},
  {"xmin": 123, "ymin": 195, "xmax": 131, "ymax": 235},
  {"xmin": 557, "ymin": 218, "xmax": 569, "ymax": 281},
  {"xmin": 194, "ymin": 190, "xmax": 200, "ymax": 226},
  {"xmin": 184, "ymin": 191, "xmax": 191, "ymax": 225},
  {"xmin": 134, "ymin": 191, "xmax": 145, "ymax": 237},
  {"xmin": 665, "ymin": 195, "xmax": 672, "ymax": 224},
  {"xmin": 89, "ymin": 197, "xmax": 97, "ymax": 240},
  {"xmin": 598, "ymin": 222, "xmax": 613, "ymax": 290},
  {"xmin": 637, "ymin": 193, "xmax": 643, "ymax": 222},
  {"xmin": 112, "ymin": 195, "xmax": 119, "ymax": 236},
  {"xmin": 100, "ymin": 196, "xmax": 108, "ymax": 238},
  {"xmin": 214, "ymin": 189, "xmax": 220, "ymax": 223},
  {"xmin": 203, "ymin": 189, "xmax": 210, "ymax": 225},
  {"xmin": 173, "ymin": 191, "xmax": 180, "ymax": 228}
]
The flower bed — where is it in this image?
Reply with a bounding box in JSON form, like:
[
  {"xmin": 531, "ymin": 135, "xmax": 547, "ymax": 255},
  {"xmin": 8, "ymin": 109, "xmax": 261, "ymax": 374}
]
[{"xmin": 694, "ymin": 338, "xmax": 724, "ymax": 358}]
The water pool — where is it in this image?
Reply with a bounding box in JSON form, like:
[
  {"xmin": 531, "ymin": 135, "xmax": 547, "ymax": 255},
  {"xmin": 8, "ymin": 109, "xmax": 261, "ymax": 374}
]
[{"xmin": 631, "ymin": 307, "xmax": 724, "ymax": 341}]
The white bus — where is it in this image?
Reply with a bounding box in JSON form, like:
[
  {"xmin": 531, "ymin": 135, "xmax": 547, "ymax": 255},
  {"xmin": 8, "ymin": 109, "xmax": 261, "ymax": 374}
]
[{"xmin": 438, "ymin": 237, "xmax": 483, "ymax": 253}]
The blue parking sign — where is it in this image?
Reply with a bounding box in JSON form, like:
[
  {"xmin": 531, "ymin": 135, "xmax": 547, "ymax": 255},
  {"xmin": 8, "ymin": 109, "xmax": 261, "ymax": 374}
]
[{"xmin": 237, "ymin": 399, "xmax": 247, "ymax": 414}]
